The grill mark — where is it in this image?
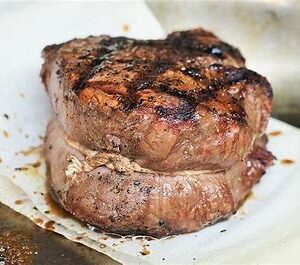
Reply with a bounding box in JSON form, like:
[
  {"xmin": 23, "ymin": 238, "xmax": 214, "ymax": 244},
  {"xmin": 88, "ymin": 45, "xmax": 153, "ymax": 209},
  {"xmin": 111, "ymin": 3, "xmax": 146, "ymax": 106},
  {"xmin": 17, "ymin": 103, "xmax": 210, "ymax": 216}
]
[
  {"xmin": 221, "ymin": 43, "xmax": 245, "ymax": 63},
  {"xmin": 167, "ymin": 31, "xmax": 245, "ymax": 63},
  {"xmin": 63, "ymin": 31, "xmax": 270, "ymax": 125},
  {"xmin": 158, "ymin": 83, "xmax": 196, "ymax": 102},
  {"xmin": 72, "ymin": 48, "xmax": 110, "ymax": 93},
  {"xmin": 154, "ymin": 66, "xmax": 251, "ymax": 123},
  {"xmin": 121, "ymin": 59, "xmax": 175, "ymax": 112},
  {"xmin": 156, "ymin": 83, "xmax": 198, "ymax": 121},
  {"xmin": 73, "ymin": 37, "xmax": 132, "ymax": 93},
  {"xmin": 225, "ymin": 68, "xmax": 273, "ymax": 98},
  {"xmin": 182, "ymin": 67, "xmax": 204, "ymax": 79},
  {"xmin": 155, "ymin": 103, "xmax": 197, "ymax": 122},
  {"xmin": 221, "ymin": 96, "xmax": 247, "ymax": 125}
]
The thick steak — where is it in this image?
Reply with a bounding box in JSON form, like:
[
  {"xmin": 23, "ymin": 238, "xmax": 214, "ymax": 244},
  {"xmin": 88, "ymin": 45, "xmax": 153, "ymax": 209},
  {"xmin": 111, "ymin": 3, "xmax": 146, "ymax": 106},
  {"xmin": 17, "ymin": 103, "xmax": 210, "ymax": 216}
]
[
  {"xmin": 45, "ymin": 119, "xmax": 273, "ymax": 237},
  {"xmin": 41, "ymin": 28, "xmax": 272, "ymax": 171}
]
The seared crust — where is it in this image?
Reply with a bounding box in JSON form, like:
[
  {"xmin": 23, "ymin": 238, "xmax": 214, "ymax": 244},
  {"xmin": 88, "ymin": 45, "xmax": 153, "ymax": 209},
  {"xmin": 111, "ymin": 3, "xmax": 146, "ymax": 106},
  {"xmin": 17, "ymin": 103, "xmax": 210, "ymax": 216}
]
[
  {"xmin": 41, "ymin": 28, "xmax": 272, "ymax": 171},
  {"xmin": 45, "ymin": 119, "xmax": 273, "ymax": 237}
]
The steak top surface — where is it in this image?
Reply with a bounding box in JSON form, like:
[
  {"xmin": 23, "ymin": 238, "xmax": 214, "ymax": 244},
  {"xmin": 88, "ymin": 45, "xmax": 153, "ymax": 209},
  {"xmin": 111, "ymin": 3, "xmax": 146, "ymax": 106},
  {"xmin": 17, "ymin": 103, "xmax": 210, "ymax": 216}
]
[{"xmin": 41, "ymin": 28, "xmax": 272, "ymax": 171}]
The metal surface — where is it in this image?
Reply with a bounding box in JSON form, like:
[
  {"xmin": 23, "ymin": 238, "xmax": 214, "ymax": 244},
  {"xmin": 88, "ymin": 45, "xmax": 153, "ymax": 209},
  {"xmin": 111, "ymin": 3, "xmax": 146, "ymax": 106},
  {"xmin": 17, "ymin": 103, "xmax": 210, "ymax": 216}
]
[
  {"xmin": 272, "ymin": 111, "xmax": 300, "ymax": 129},
  {"xmin": 0, "ymin": 203, "xmax": 120, "ymax": 265}
]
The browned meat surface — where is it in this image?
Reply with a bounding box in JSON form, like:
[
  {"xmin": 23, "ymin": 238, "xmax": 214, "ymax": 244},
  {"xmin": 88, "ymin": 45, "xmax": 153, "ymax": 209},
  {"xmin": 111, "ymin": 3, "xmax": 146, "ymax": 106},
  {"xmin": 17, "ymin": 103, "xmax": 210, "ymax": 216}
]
[
  {"xmin": 41, "ymin": 28, "xmax": 274, "ymax": 237},
  {"xmin": 45, "ymin": 119, "xmax": 273, "ymax": 237},
  {"xmin": 41, "ymin": 28, "xmax": 272, "ymax": 171}
]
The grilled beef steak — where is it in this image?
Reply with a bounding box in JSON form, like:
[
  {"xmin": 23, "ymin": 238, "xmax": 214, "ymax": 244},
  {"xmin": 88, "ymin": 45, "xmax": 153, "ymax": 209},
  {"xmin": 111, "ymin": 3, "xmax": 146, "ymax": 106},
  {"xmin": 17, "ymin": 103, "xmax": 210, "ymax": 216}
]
[
  {"xmin": 41, "ymin": 28, "xmax": 272, "ymax": 171},
  {"xmin": 41, "ymin": 28, "xmax": 273, "ymax": 237},
  {"xmin": 45, "ymin": 119, "xmax": 273, "ymax": 237}
]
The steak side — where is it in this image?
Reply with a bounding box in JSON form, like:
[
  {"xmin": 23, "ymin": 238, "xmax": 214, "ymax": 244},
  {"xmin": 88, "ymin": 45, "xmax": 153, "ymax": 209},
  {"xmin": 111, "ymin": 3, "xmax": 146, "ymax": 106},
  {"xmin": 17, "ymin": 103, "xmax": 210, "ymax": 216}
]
[{"xmin": 45, "ymin": 119, "xmax": 273, "ymax": 237}]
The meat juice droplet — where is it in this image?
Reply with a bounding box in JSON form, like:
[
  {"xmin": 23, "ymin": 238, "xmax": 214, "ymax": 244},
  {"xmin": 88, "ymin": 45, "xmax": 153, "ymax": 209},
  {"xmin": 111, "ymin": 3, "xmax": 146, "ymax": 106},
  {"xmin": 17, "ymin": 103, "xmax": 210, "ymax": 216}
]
[
  {"xmin": 34, "ymin": 218, "xmax": 43, "ymax": 225},
  {"xmin": 44, "ymin": 220, "xmax": 55, "ymax": 231},
  {"xmin": 280, "ymin": 159, "xmax": 294, "ymax": 165},
  {"xmin": 140, "ymin": 247, "xmax": 150, "ymax": 256},
  {"xmin": 14, "ymin": 200, "xmax": 23, "ymax": 205},
  {"xmin": 268, "ymin": 130, "xmax": 282, "ymax": 137},
  {"xmin": 30, "ymin": 161, "xmax": 41, "ymax": 168},
  {"xmin": 2, "ymin": 130, "xmax": 9, "ymax": 138},
  {"xmin": 122, "ymin": 24, "xmax": 129, "ymax": 32},
  {"xmin": 99, "ymin": 243, "xmax": 106, "ymax": 249},
  {"xmin": 44, "ymin": 193, "xmax": 67, "ymax": 218}
]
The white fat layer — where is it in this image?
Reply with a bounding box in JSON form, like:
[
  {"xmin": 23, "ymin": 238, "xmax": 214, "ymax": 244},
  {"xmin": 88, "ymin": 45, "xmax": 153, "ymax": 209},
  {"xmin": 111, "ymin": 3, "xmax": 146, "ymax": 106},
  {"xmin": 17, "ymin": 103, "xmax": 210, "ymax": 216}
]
[
  {"xmin": 64, "ymin": 137, "xmax": 223, "ymax": 176},
  {"xmin": 65, "ymin": 155, "xmax": 83, "ymax": 178}
]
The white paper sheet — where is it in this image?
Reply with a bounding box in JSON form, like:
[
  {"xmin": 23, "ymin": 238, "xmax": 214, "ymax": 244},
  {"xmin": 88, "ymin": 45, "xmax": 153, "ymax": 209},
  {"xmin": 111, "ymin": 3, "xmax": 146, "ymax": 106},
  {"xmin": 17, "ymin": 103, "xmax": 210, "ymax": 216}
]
[{"xmin": 0, "ymin": 2, "xmax": 300, "ymax": 264}]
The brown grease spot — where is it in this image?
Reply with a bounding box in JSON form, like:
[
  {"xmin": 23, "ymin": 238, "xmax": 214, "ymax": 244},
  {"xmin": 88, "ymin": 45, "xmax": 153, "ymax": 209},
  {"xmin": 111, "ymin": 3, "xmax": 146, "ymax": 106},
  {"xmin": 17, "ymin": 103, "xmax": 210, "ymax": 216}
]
[
  {"xmin": 99, "ymin": 243, "xmax": 106, "ymax": 249},
  {"xmin": 34, "ymin": 218, "xmax": 43, "ymax": 225},
  {"xmin": 247, "ymin": 191, "xmax": 257, "ymax": 200},
  {"xmin": 247, "ymin": 191, "xmax": 254, "ymax": 199},
  {"xmin": 3, "ymin": 130, "xmax": 9, "ymax": 138},
  {"xmin": 19, "ymin": 145, "xmax": 43, "ymax": 157},
  {"xmin": 29, "ymin": 161, "xmax": 41, "ymax": 168},
  {"xmin": 44, "ymin": 193, "xmax": 67, "ymax": 218},
  {"xmin": 13, "ymin": 150, "xmax": 43, "ymax": 176},
  {"xmin": 280, "ymin": 159, "xmax": 294, "ymax": 165},
  {"xmin": 15, "ymin": 167, "xmax": 28, "ymax": 171},
  {"xmin": 122, "ymin": 24, "xmax": 129, "ymax": 32},
  {"xmin": 15, "ymin": 199, "xmax": 23, "ymax": 205},
  {"xmin": 237, "ymin": 190, "xmax": 255, "ymax": 209},
  {"xmin": 139, "ymin": 239, "xmax": 151, "ymax": 256},
  {"xmin": 44, "ymin": 220, "xmax": 55, "ymax": 231},
  {"xmin": 268, "ymin": 130, "xmax": 282, "ymax": 137},
  {"xmin": 16, "ymin": 162, "xmax": 42, "ymax": 178},
  {"xmin": 75, "ymin": 236, "xmax": 82, "ymax": 240},
  {"xmin": 140, "ymin": 247, "xmax": 150, "ymax": 256}
]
